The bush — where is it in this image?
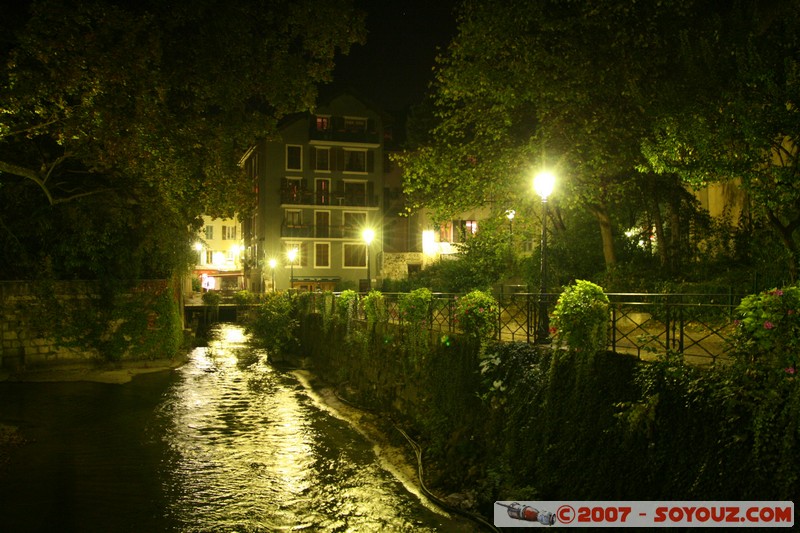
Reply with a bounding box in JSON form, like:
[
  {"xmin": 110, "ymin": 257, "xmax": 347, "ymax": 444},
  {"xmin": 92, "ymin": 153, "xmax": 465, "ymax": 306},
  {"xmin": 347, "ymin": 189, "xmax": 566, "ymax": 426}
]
[
  {"xmin": 551, "ymin": 280, "xmax": 609, "ymax": 354},
  {"xmin": 731, "ymin": 285, "xmax": 800, "ymax": 372},
  {"xmin": 361, "ymin": 290, "xmax": 387, "ymax": 327},
  {"xmin": 336, "ymin": 289, "xmax": 359, "ymax": 320},
  {"xmin": 398, "ymin": 287, "xmax": 433, "ymax": 327},
  {"xmin": 244, "ymin": 291, "xmax": 299, "ymax": 356},
  {"xmin": 233, "ymin": 289, "xmax": 256, "ymax": 305},
  {"xmin": 454, "ymin": 289, "xmax": 499, "ymax": 341},
  {"xmin": 201, "ymin": 290, "xmax": 221, "ymax": 306}
]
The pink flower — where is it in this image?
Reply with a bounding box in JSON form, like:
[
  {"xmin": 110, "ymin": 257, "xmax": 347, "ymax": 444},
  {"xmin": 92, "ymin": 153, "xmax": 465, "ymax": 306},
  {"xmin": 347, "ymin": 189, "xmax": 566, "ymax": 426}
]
[
  {"xmin": 789, "ymin": 309, "xmax": 796, "ymax": 315},
  {"xmin": 785, "ymin": 367, "xmax": 796, "ymax": 375},
  {"xmin": 764, "ymin": 321, "xmax": 775, "ymax": 329}
]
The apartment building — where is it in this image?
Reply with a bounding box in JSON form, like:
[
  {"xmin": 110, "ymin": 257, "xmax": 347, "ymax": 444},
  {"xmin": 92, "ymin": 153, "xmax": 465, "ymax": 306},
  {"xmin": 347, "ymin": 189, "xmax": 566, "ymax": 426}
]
[{"xmin": 241, "ymin": 93, "xmax": 387, "ymax": 292}]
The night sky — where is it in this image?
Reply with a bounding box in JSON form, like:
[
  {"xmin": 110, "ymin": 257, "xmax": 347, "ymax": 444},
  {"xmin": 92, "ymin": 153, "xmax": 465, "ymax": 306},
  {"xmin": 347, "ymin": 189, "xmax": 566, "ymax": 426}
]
[{"xmin": 327, "ymin": 0, "xmax": 459, "ymax": 112}]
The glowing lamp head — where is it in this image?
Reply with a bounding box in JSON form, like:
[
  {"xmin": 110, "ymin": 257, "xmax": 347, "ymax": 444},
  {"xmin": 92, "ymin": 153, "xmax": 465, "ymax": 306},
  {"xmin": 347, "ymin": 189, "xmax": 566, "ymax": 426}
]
[
  {"xmin": 533, "ymin": 171, "xmax": 556, "ymax": 200},
  {"xmin": 362, "ymin": 228, "xmax": 375, "ymax": 245},
  {"xmin": 287, "ymin": 248, "xmax": 298, "ymax": 263},
  {"xmin": 268, "ymin": 258, "xmax": 277, "ymax": 269}
]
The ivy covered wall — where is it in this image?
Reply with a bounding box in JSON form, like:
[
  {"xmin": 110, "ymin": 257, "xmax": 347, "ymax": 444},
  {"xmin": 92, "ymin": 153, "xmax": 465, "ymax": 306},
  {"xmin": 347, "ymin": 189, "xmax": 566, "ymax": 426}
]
[{"xmin": 1, "ymin": 279, "xmax": 184, "ymax": 370}]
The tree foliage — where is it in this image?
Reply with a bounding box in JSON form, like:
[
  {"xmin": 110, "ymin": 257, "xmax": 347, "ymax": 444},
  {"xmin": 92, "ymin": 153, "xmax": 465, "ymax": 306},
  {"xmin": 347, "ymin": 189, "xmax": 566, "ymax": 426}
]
[
  {"xmin": 0, "ymin": 0, "xmax": 364, "ymax": 279},
  {"xmin": 398, "ymin": 0, "xmax": 800, "ymax": 280}
]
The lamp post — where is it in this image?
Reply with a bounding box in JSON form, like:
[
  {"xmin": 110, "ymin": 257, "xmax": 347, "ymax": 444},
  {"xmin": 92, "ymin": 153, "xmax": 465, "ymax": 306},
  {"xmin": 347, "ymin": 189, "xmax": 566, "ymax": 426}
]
[
  {"xmin": 506, "ymin": 209, "xmax": 515, "ymax": 245},
  {"xmin": 287, "ymin": 248, "xmax": 298, "ymax": 290},
  {"xmin": 362, "ymin": 228, "xmax": 375, "ymax": 291},
  {"xmin": 533, "ymin": 171, "xmax": 556, "ymax": 344},
  {"xmin": 268, "ymin": 258, "xmax": 277, "ymax": 292}
]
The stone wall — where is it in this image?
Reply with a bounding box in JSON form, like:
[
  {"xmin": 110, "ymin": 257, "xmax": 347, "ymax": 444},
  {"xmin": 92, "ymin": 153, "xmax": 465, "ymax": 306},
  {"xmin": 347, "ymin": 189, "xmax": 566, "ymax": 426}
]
[
  {"xmin": 0, "ymin": 280, "xmax": 177, "ymax": 371},
  {"xmin": 2, "ymin": 282, "xmax": 85, "ymax": 370},
  {"xmin": 381, "ymin": 252, "xmax": 426, "ymax": 280}
]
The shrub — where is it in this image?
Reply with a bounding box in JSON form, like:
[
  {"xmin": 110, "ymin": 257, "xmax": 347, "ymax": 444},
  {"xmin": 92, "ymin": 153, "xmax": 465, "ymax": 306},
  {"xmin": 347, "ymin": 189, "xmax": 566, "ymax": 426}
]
[
  {"xmin": 454, "ymin": 289, "xmax": 499, "ymax": 341},
  {"xmin": 336, "ymin": 289, "xmax": 359, "ymax": 320},
  {"xmin": 731, "ymin": 285, "xmax": 800, "ymax": 372},
  {"xmin": 551, "ymin": 280, "xmax": 609, "ymax": 354},
  {"xmin": 362, "ymin": 290, "xmax": 387, "ymax": 327},
  {"xmin": 232, "ymin": 289, "xmax": 256, "ymax": 306},
  {"xmin": 201, "ymin": 290, "xmax": 221, "ymax": 306},
  {"xmin": 244, "ymin": 291, "xmax": 299, "ymax": 356},
  {"xmin": 398, "ymin": 287, "xmax": 433, "ymax": 327}
]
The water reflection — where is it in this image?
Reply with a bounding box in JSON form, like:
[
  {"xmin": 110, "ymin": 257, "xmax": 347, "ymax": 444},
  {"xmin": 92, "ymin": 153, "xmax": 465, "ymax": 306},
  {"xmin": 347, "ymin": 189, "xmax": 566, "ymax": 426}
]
[
  {"xmin": 0, "ymin": 324, "xmax": 479, "ymax": 532},
  {"xmin": 157, "ymin": 323, "xmax": 475, "ymax": 532}
]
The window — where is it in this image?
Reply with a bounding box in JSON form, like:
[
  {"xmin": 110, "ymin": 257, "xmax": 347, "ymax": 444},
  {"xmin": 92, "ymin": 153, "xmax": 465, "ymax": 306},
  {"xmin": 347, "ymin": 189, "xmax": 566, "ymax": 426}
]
[
  {"xmin": 284, "ymin": 210, "xmax": 302, "ymax": 227},
  {"xmin": 343, "ymin": 211, "xmax": 366, "ymax": 239},
  {"xmin": 343, "ymin": 243, "xmax": 367, "ymax": 267},
  {"xmin": 315, "ymin": 242, "xmax": 330, "ymax": 268},
  {"xmin": 222, "ymin": 225, "xmax": 237, "ymax": 240},
  {"xmin": 344, "ymin": 181, "xmax": 367, "ymax": 205},
  {"xmin": 315, "ymin": 211, "xmax": 330, "ymax": 238},
  {"xmin": 284, "ymin": 177, "xmax": 303, "ymax": 203},
  {"xmin": 315, "ymin": 116, "xmax": 330, "ymax": 131},
  {"xmin": 205, "ymin": 250, "xmax": 213, "ymax": 264},
  {"xmin": 315, "ymin": 178, "xmax": 330, "ymax": 205},
  {"xmin": 465, "ymin": 220, "xmax": 478, "ymax": 235},
  {"xmin": 343, "ymin": 149, "xmax": 366, "ymax": 172},
  {"xmin": 204, "ymin": 225, "xmax": 214, "ymax": 240},
  {"xmin": 286, "ymin": 145, "xmax": 302, "ymax": 171},
  {"xmin": 344, "ymin": 117, "xmax": 367, "ymax": 133},
  {"xmin": 314, "ymin": 147, "xmax": 330, "ymax": 171}
]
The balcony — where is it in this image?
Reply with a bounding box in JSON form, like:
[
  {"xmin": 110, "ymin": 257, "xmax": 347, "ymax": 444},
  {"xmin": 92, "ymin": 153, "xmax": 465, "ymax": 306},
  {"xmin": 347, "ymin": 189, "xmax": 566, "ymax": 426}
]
[
  {"xmin": 280, "ymin": 188, "xmax": 378, "ymax": 208},
  {"xmin": 281, "ymin": 223, "xmax": 366, "ymax": 240}
]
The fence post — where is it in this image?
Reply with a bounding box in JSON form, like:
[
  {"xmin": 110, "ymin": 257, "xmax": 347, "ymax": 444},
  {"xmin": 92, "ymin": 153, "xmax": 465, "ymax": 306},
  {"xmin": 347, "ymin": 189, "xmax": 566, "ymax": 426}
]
[
  {"xmin": 527, "ymin": 293, "xmax": 533, "ymax": 344},
  {"xmin": 610, "ymin": 304, "xmax": 616, "ymax": 353}
]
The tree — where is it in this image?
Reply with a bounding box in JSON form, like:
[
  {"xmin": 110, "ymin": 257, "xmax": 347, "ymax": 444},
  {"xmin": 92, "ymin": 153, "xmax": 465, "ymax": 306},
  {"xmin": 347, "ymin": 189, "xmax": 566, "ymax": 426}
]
[
  {"xmin": 0, "ymin": 0, "xmax": 365, "ymax": 279},
  {"xmin": 397, "ymin": 0, "xmax": 690, "ymax": 270},
  {"xmin": 642, "ymin": 0, "xmax": 800, "ymax": 280}
]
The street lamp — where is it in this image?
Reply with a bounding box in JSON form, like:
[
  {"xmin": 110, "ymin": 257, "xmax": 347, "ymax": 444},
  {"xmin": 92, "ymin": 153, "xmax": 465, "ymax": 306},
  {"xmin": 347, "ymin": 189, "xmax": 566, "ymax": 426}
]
[
  {"xmin": 362, "ymin": 228, "xmax": 375, "ymax": 291},
  {"xmin": 533, "ymin": 170, "xmax": 556, "ymax": 344},
  {"xmin": 268, "ymin": 258, "xmax": 277, "ymax": 292},
  {"xmin": 287, "ymin": 248, "xmax": 298, "ymax": 290},
  {"xmin": 506, "ymin": 209, "xmax": 515, "ymax": 245}
]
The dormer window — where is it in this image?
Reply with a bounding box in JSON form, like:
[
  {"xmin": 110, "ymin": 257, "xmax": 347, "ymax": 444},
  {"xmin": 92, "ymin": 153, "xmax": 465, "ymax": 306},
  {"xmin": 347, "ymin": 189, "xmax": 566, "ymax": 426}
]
[
  {"xmin": 344, "ymin": 117, "xmax": 367, "ymax": 133},
  {"xmin": 315, "ymin": 116, "xmax": 330, "ymax": 131}
]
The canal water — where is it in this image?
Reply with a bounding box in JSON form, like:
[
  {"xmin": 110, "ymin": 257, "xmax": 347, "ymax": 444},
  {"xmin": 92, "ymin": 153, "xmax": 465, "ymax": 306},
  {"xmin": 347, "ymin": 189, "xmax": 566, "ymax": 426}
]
[{"xmin": 0, "ymin": 324, "xmax": 481, "ymax": 532}]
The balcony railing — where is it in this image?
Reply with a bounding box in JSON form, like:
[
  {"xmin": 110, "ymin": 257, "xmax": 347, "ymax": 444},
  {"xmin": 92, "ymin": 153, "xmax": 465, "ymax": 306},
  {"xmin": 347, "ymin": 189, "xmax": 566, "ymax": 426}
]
[
  {"xmin": 281, "ymin": 223, "xmax": 367, "ymax": 239},
  {"xmin": 280, "ymin": 188, "xmax": 378, "ymax": 208}
]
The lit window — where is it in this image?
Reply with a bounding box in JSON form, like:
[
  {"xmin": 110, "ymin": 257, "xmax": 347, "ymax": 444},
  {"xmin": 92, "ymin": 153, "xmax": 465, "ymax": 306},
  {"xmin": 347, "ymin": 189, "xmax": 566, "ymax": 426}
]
[{"xmin": 316, "ymin": 116, "xmax": 330, "ymax": 131}]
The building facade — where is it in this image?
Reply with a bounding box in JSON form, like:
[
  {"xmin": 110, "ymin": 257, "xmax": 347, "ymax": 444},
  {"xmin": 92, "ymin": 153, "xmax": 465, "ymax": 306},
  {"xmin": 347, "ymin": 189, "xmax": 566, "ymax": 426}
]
[
  {"xmin": 192, "ymin": 215, "xmax": 245, "ymax": 293},
  {"xmin": 242, "ymin": 93, "xmax": 387, "ymax": 292}
]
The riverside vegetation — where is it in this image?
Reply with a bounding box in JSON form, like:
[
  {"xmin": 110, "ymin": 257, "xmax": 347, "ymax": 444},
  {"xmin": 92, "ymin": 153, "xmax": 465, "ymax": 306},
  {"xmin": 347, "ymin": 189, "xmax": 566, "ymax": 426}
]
[{"xmin": 243, "ymin": 281, "xmax": 799, "ymax": 519}]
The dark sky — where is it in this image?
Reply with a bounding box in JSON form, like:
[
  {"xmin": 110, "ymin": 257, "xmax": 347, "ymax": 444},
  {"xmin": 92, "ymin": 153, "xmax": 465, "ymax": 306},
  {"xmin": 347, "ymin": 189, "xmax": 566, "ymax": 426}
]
[{"xmin": 328, "ymin": 0, "xmax": 459, "ymax": 112}]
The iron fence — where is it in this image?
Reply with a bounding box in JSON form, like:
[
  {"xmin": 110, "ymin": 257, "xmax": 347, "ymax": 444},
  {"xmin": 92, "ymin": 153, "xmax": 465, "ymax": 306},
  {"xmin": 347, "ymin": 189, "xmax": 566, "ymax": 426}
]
[{"xmin": 314, "ymin": 291, "xmax": 745, "ymax": 364}]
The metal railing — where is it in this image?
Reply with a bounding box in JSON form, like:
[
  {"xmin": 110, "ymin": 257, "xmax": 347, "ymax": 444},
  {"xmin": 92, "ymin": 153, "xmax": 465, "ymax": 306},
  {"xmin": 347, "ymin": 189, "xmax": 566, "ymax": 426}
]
[{"xmin": 311, "ymin": 291, "xmax": 743, "ymax": 364}]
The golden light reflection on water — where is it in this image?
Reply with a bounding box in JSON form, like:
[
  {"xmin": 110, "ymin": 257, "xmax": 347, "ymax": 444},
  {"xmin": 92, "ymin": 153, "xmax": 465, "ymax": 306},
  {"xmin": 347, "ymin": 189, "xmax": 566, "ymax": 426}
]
[{"xmin": 156, "ymin": 323, "xmax": 477, "ymax": 532}]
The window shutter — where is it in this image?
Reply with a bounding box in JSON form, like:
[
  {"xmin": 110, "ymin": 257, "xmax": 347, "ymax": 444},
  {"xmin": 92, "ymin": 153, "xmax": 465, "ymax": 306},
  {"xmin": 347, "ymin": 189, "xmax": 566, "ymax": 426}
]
[
  {"xmin": 367, "ymin": 151, "xmax": 374, "ymax": 173},
  {"xmin": 309, "ymin": 148, "xmax": 316, "ymax": 170},
  {"xmin": 367, "ymin": 182, "xmax": 374, "ymax": 206},
  {"xmin": 334, "ymin": 148, "xmax": 344, "ymax": 171}
]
